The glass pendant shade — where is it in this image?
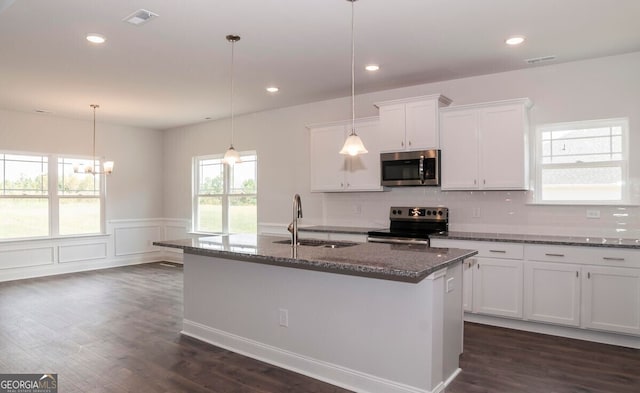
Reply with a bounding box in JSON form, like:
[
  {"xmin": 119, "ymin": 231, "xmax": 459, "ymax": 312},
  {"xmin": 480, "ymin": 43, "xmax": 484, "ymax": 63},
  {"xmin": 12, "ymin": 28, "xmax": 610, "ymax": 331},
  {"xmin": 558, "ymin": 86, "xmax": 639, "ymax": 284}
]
[
  {"xmin": 223, "ymin": 145, "xmax": 241, "ymax": 165},
  {"xmin": 339, "ymin": 131, "xmax": 368, "ymax": 156},
  {"xmin": 103, "ymin": 161, "xmax": 114, "ymax": 174}
]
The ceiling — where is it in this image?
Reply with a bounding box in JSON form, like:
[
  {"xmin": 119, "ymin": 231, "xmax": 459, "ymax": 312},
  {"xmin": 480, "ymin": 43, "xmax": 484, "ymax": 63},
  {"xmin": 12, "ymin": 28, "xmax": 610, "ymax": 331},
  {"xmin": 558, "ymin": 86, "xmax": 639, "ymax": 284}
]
[{"xmin": 0, "ymin": 0, "xmax": 639, "ymax": 130}]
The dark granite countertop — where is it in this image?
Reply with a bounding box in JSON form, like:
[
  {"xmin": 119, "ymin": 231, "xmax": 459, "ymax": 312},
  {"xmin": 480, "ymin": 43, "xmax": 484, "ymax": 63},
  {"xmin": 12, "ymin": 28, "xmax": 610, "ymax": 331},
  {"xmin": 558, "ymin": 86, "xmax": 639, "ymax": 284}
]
[
  {"xmin": 154, "ymin": 234, "xmax": 476, "ymax": 283},
  {"xmin": 431, "ymin": 231, "xmax": 640, "ymax": 249},
  {"xmin": 298, "ymin": 225, "xmax": 385, "ymax": 235}
]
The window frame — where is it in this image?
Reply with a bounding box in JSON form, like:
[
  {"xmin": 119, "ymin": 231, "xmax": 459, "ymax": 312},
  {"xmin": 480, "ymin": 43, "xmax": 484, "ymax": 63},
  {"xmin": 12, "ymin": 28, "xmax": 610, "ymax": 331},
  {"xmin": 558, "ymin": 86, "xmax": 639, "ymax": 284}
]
[
  {"xmin": 533, "ymin": 118, "xmax": 630, "ymax": 205},
  {"xmin": 0, "ymin": 150, "xmax": 107, "ymax": 242},
  {"xmin": 192, "ymin": 151, "xmax": 257, "ymax": 235}
]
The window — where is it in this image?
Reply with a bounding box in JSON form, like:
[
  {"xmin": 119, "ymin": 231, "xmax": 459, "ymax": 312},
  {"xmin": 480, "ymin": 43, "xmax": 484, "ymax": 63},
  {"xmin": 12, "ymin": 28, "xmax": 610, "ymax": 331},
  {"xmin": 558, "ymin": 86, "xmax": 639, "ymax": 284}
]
[
  {"xmin": 58, "ymin": 158, "xmax": 102, "ymax": 235},
  {"xmin": 0, "ymin": 152, "xmax": 106, "ymax": 241},
  {"xmin": 0, "ymin": 154, "xmax": 49, "ymax": 239},
  {"xmin": 193, "ymin": 152, "xmax": 257, "ymax": 234},
  {"xmin": 535, "ymin": 118, "xmax": 629, "ymax": 204}
]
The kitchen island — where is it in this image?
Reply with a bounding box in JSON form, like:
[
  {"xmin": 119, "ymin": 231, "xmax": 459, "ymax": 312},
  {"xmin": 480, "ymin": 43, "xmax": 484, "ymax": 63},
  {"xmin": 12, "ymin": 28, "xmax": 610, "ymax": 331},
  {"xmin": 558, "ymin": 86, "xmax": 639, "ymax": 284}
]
[{"xmin": 155, "ymin": 235, "xmax": 477, "ymax": 393}]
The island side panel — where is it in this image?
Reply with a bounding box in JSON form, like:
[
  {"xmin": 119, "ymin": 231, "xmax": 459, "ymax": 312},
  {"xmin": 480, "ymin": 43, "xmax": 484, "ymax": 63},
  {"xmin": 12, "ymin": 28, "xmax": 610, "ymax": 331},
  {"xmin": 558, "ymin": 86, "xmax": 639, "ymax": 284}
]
[{"xmin": 182, "ymin": 253, "xmax": 457, "ymax": 393}]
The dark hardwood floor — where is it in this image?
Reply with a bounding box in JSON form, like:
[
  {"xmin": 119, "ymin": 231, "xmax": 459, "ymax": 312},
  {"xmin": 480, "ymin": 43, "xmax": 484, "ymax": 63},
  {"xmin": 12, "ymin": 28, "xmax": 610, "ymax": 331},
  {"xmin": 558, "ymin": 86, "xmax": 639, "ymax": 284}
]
[{"xmin": 1, "ymin": 263, "xmax": 638, "ymax": 393}]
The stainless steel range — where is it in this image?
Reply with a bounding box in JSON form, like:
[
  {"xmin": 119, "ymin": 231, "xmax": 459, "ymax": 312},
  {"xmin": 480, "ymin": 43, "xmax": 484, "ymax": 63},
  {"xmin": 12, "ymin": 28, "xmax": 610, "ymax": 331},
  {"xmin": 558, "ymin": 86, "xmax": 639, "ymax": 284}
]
[{"xmin": 367, "ymin": 206, "xmax": 448, "ymax": 245}]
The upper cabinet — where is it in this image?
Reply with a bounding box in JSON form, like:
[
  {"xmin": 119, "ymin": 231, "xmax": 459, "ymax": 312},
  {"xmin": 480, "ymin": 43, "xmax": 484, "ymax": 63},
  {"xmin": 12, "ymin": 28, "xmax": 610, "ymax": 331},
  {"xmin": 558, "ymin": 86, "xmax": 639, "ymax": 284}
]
[
  {"xmin": 309, "ymin": 117, "xmax": 384, "ymax": 192},
  {"xmin": 440, "ymin": 98, "xmax": 532, "ymax": 190},
  {"xmin": 375, "ymin": 94, "xmax": 452, "ymax": 152}
]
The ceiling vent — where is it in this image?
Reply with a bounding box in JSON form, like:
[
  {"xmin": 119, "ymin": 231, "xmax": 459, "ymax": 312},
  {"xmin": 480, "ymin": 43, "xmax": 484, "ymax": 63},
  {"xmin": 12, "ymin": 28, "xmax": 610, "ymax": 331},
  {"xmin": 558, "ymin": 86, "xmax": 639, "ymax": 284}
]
[
  {"xmin": 123, "ymin": 9, "xmax": 158, "ymax": 26},
  {"xmin": 525, "ymin": 55, "xmax": 557, "ymax": 65}
]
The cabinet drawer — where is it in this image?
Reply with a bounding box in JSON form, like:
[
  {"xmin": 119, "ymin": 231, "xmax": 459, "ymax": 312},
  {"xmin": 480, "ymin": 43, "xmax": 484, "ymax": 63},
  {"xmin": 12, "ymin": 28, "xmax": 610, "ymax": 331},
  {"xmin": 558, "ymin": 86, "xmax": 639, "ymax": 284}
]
[
  {"xmin": 525, "ymin": 244, "xmax": 640, "ymax": 268},
  {"xmin": 431, "ymin": 239, "xmax": 523, "ymax": 260},
  {"xmin": 525, "ymin": 244, "xmax": 588, "ymax": 264}
]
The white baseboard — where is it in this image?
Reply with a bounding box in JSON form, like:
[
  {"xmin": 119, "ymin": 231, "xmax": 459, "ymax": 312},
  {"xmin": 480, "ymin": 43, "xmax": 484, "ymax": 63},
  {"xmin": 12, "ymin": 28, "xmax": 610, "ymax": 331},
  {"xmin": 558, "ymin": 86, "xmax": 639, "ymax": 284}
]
[
  {"xmin": 465, "ymin": 313, "xmax": 640, "ymax": 349},
  {"xmin": 182, "ymin": 319, "xmax": 445, "ymax": 393}
]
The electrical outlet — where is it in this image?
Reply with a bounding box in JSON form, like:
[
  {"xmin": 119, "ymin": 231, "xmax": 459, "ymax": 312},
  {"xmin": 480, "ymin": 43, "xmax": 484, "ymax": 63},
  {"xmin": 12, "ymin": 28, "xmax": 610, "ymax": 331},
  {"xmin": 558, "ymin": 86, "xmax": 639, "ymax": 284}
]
[
  {"xmin": 279, "ymin": 308, "xmax": 289, "ymax": 327},
  {"xmin": 353, "ymin": 204, "xmax": 362, "ymax": 215},
  {"xmin": 472, "ymin": 207, "xmax": 481, "ymax": 218},
  {"xmin": 586, "ymin": 209, "xmax": 601, "ymax": 219}
]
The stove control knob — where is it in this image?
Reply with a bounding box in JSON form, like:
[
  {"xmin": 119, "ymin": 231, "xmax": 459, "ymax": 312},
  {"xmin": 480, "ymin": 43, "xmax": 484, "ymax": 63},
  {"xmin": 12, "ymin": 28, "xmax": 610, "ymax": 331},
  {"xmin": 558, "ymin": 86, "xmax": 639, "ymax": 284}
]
[
  {"xmin": 432, "ymin": 210, "xmax": 437, "ymax": 216},
  {"xmin": 426, "ymin": 210, "xmax": 431, "ymax": 216},
  {"xmin": 392, "ymin": 209, "xmax": 398, "ymax": 215},
  {"xmin": 438, "ymin": 211, "xmax": 443, "ymax": 216}
]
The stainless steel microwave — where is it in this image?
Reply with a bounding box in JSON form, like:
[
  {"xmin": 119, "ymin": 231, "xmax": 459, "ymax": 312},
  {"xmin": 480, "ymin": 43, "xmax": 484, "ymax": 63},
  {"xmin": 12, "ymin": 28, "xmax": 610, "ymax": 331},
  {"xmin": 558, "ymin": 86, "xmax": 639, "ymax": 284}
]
[{"xmin": 380, "ymin": 149, "xmax": 441, "ymax": 186}]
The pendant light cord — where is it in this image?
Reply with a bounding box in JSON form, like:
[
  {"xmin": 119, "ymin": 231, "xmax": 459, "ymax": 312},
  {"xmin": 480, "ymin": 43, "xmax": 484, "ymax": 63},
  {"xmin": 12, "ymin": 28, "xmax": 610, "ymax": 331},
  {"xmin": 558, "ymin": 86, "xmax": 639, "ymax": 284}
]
[
  {"xmin": 91, "ymin": 104, "xmax": 98, "ymax": 170},
  {"xmin": 350, "ymin": 0, "xmax": 356, "ymax": 136},
  {"xmin": 230, "ymin": 38, "xmax": 235, "ymax": 147}
]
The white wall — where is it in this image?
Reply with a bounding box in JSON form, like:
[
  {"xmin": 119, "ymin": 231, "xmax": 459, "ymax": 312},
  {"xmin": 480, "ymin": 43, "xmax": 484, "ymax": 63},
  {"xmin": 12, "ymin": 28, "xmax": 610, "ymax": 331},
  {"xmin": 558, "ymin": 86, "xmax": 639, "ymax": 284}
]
[{"xmin": 163, "ymin": 51, "xmax": 640, "ymax": 238}]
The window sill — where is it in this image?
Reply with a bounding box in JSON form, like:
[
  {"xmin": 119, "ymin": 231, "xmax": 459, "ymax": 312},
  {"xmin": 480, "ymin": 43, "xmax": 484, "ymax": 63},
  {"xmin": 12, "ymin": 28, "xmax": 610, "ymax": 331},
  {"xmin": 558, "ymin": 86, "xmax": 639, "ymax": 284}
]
[{"xmin": 0, "ymin": 233, "xmax": 111, "ymax": 245}]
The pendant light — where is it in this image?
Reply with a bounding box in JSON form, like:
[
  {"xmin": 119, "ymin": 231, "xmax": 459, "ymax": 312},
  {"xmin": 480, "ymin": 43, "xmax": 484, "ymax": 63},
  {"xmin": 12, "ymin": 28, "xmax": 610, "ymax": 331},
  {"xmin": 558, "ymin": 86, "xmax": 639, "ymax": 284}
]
[
  {"xmin": 74, "ymin": 104, "xmax": 114, "ymax": 175},
  {"xmin": 339, "ymin": 0, "xmax": 368, "ymax": 156},
  {"xmin": 223, "ymin": 34, "xmax": 241, "ymax": 166}
]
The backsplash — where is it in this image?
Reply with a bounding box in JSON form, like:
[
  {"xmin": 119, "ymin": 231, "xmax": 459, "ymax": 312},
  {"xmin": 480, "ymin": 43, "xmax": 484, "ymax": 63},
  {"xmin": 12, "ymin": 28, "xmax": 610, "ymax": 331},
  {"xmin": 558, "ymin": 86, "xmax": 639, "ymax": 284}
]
[{"xmin": 320, "ymin": 188, "xmax": 640, "ymax": 239}]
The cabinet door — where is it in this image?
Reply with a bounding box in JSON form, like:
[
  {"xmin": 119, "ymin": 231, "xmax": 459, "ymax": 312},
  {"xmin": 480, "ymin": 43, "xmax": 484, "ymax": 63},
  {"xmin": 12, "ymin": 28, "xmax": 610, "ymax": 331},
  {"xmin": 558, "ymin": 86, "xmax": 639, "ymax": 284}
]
[
  {"xmin": 378, "ymin": 104, "xmax": 406, "ymax": 152},
  {"xmin": 524, "ymin": 261, "xmax": 581, "ymax": 326},
  {"xmin": 405, "ymin": 99, "xmax": 438, "ymax": 149},
  {"xmin": 309, "ymin": 125, "xmax": 346, "ymax": 192},
  {"xmin": 345, "ymin": 120, "xmax": 383, "ymax": 191},
  {"xmin": 440, "ymin": 109, "xmax": 479, "ymax": 190},
  {"xmin": 463, "ymin": 258, "xmax": 474, "ymax": 312},
  {"xmin": 472, "ymin": 257, "xmax": 523, "ymax": 318},
  {"xmin": 479, "ymin": 104, "xmax": 528, "ymax": 189},
  {"xmin": 582, "ymin": 266, "xmax": 640, "ymax": 335}
]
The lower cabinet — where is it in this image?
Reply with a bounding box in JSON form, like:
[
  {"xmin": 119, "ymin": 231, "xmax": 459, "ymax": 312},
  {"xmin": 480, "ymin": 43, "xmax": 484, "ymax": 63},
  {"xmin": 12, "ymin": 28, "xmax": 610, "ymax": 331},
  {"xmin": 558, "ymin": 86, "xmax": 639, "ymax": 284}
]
[
  {"xmin": 462, "ymin": 258, "xmax": 474, "ymax": 312},
  {"xmin": 473, "ymin": 257, "xmax": 523, "ymax": 318},
  {"xmin": 431, "ymin": 238, "xmax": 640, "ymax": 338},
  {"xmin": 582, "ymin": 265, "xmax": 640, "ymax": 335},
  {"xmin": 524, "ymin": 261, "xmax": 581, "ymax": 326}
]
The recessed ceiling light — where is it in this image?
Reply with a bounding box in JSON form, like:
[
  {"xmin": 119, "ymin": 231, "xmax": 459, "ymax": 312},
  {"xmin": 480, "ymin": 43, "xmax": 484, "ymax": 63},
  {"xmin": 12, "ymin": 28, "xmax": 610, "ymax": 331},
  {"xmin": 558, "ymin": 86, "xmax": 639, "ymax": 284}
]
[
  {"xmin": 266, "ymin": 87, "xmax": 279, "ymax": 93},
  {"xmin": 365, "ymin": 64, "xmax": 380, "ymax": 71},
  {"xmin": 505, "ymin": 36, "xmax": 525, "ymax": 46},
  {"xmin": 86, "ymin": 34, "xmax": 106, "ymax": 44}
]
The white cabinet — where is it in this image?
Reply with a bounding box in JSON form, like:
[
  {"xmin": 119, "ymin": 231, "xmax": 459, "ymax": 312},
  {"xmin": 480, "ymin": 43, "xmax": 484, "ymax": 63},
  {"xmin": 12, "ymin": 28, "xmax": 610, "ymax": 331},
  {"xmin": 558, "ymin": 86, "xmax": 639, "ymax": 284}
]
[
  {"xmin": 524, "ymin": 261, "xmax": 581, "ymax": 326},
  {"xmin": 440, "ymin": 98, "xmax": 532, "ymax": 190},
  {"xmin": 432, "ymin": 238, "xmax": 640, "ymax": 340},
  {"xmin": 462, "ymin": 258, "xmax": 475, "ymax": 312},
  {"xmin": 375, "ymin": 94, "xmax": 451, "ymax": 152},
  {"xmin": 309, "ymin": 117, "xmax": 383, "ymax": 192},
  {"xmin": 430, "ymin": 239, "xmax": 523, "ymax": 318},
  {"xmin": 473, "ymin": 257, "xmax": 523, "ymax": 318},
  {"xmin": 525, "ymin": 245, "xmax": 640, "ymax": 334},
  {"xmin": 582, "ymin": 265, "xmax": 640, "ymax": 335}
]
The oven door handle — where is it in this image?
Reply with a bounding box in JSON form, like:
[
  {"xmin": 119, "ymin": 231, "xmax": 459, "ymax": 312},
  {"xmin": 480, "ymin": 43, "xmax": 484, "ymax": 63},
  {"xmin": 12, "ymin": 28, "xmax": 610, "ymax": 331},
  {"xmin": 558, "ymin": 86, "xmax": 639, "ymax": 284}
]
[
  {"xmin": 419, "ymin": 155, "xmax": 425, "ymax": 184},
  {"xmin": 367, "ymin": 237, "xmax": 429, "ymax": 245}
]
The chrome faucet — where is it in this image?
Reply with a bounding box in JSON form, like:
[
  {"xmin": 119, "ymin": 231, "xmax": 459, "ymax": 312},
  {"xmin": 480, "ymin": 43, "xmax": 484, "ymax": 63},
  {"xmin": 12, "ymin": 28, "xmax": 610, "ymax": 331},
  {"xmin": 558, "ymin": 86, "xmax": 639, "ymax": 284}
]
[{"xmin": 288, "ymin": 194, "xmax": 303, "ymax": 247}]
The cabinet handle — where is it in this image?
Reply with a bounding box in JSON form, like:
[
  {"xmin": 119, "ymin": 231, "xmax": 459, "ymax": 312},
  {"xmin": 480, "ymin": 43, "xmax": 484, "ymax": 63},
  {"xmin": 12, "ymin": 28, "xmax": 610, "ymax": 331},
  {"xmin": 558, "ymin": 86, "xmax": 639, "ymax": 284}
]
[
  {"xmin": 408, "ymin": 140, "xmax": 412, "ymax": 146},
  {"xmin": 576, "ymin": 271, "xmax": 579, "ymax": 278},
  {"xmin": 483, "ymin": 179, "xmax": 486, "ymax": 185},
  {"xmin": 340, "ymin": 182, "xmax": 344, "ymax": 187},
  {"xmin": 545, "ymin": 253, "xmax": 565, "ymax": 257},
  {"xmin": 474, "ymin": 179, "xmax": 477, "ymax": 185},
  {"xmin": 603, "ymin": 257, "xmax": 625, "ymax": 261},
  {"xmin": 588, "ymin": 272, "xmax": 591, "ymax": 279},
  {"xmin": 347, "ymin": 183, "xmax": 350, "ymax": 187},
  {"xmin": 489, "ymin": 249, "xmax": 507, "ymax": 253},
  {"xmin": 477, "ymin": 263, "xmax": 480, "ymax": 269},
  {"xmin": 401, "ymin": 141, "xmax": 404, "ymax": 147}
]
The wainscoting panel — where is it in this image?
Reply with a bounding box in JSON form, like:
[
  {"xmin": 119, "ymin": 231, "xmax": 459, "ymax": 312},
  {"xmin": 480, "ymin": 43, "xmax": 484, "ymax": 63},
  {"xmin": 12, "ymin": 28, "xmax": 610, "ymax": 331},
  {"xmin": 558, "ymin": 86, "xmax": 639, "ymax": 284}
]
[
  {"xmin": 59, "ymin": 242, "xmax": 108, "ymax": 263},
  {"xmin": 0, "ymin": 246, "xmax": 55, "ymax": 270},
  {"xmin": 114, "ymin": 225, "xmax": 162, "ymax": 257}
]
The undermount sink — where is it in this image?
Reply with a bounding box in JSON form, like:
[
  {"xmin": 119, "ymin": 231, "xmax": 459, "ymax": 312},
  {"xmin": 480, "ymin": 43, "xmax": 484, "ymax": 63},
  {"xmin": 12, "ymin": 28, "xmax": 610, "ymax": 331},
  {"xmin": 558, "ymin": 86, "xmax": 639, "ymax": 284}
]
[{"xmin": 273, "ymin": 239, "xmax": 358, "ymax": 248}]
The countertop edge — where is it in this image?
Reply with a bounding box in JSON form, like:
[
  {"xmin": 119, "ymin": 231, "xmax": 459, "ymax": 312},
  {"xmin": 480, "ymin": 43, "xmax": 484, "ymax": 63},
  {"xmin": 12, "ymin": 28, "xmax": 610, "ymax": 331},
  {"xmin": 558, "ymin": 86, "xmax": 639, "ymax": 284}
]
[{"xmin": 154, "ymin": 240, "xmax": 477, "ymax": 284}]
